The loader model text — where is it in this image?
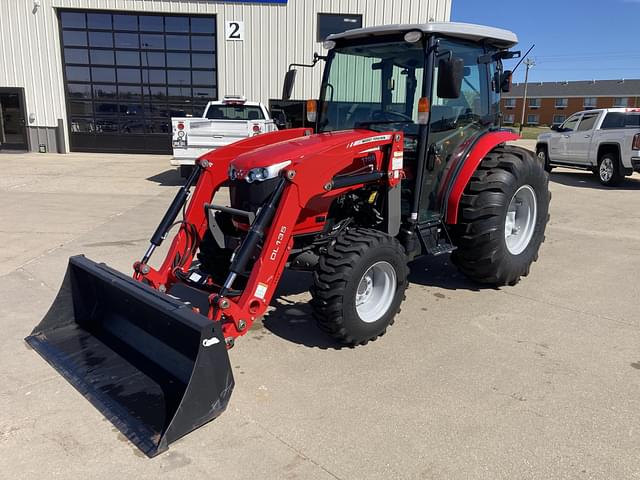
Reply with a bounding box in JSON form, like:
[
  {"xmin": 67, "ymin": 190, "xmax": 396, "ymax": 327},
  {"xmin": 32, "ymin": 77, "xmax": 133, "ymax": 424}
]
[{"xmin": 270, "ymin": 226, "xmax": 287, "ymax": 261}]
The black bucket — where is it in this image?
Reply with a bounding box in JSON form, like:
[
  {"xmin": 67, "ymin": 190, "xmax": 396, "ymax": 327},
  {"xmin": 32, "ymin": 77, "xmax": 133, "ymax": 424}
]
[{"xmin": 25, "ymin": 255, "xmax": 234, "ymax": 457}]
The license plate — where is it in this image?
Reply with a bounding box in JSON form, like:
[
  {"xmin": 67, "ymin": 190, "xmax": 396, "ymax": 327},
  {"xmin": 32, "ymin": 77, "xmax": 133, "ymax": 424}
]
[{"xmin": 173, "ymin": 139, "xmax": 187, "ymax": 148}]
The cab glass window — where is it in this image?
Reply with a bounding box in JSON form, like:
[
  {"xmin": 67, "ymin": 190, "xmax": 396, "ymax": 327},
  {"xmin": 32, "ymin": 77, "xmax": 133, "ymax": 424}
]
[
  {"xmin": 577, "ymin": 113, "xmax": 599, "ymax": 131},
  {"xmin": 561, "ymin": 115, "xmax": 581, "ymax": 131}
]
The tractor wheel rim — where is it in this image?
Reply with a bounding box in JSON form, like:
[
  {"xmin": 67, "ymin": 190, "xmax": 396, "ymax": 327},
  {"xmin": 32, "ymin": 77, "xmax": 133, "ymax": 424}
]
[
  {"xmin": 504, "ymin": 185, "xmax": 538, "ymax": 256},
  {"xmin": 600, "ymin": 158, "xmax": 614, "ymax": 182},
  {"xmin": 355, "ymin": 261, "xmax": 397, "ymax": 324}
]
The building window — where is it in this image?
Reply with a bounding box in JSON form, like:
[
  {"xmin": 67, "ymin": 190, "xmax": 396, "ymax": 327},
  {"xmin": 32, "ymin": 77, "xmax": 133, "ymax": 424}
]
[
  {"xmin": 317, "ymin": 13, "xmax": 363, "ymax": 42},
  {"xmin": 555, "ymin": 98, "xmax": 568, "ymax": 109},
  {"xmin": 584, "ymin": 97, "xmax": 598, "ymax": 108},
  {"xmin": 504, "ymin": 98, "xmax": 516, "ymax": 108},
  {"xmin": 613, "ymin": 97, "xmax": 628, "ymax": 107},
  {"xmin": 529, "ymin": 98, "xmax": 540, "ymax": 109},
  {"xmin": 527, "ymin": 114, "xmax": 539, "ymax": 125},
  {"xmin": 59, "ymin": 10, "xmax": 218, "ymax": 154},
  {"xmin": 553, "ymin": 115, "xmax": 566, "ymax": 125},
  {"xmin": 503, "ymin": 114, "xmax": 515, "ymax": 124}
]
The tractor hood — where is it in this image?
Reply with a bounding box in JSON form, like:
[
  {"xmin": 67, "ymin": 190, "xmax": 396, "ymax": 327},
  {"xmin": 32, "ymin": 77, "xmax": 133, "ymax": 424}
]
[{"xmin": 228, "ymin": 130, "xmax": 392, "ymax": 180}]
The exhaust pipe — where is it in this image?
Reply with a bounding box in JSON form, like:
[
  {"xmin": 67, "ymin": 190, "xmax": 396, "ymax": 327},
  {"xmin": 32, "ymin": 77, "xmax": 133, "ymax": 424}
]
[{"xmin": 25, "ymin": 255, "xmax": 234, "ymax": 457}]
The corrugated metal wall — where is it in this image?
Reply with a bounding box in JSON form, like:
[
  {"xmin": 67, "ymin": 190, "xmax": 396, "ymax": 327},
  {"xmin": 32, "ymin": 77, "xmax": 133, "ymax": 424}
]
[{"xmin": 0, "ymin": 0, "xmax": 451, "ymax": 150}]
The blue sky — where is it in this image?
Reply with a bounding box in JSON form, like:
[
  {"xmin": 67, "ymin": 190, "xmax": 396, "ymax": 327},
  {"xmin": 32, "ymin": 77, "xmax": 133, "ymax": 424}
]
[{"xmin": 451, "ymin": 0, "xmax": 640, "ymax": 83}]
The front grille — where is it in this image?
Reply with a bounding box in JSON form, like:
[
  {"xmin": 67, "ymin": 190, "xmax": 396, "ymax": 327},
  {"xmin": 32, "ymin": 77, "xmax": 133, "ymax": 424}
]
[{"xmin": 229, "ymin": 177, "xmax": 280, "ymax": 214}]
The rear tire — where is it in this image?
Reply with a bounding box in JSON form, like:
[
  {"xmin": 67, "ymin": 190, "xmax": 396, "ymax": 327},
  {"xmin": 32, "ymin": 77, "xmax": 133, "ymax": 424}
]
[
  {"xmin": 310, "ymin": 228, "xmax": 408, "ymax": 346},
  {"xmin": 595, "ymin": 154, "xmax": 623, "ymax": 186},
  {"xmin": 450, "ymin": 146, "xmax": 550, "ymax": 286}
]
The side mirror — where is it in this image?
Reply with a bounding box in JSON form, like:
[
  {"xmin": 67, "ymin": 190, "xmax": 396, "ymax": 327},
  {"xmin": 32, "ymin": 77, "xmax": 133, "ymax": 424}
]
[
  {"xmin": 282, "ymin": 69, "xmax": 297, "ymax": 101},
  {"xmin": 550, "ymin": 124, "xmax": 560, "ymax": 131},
  {"xmin": 437, "ymin": 57, "xmax": 464, "ymax": 99},
  {"xmin": 500, "ymin": 70, "xmax": 513, "ymax": 93}
]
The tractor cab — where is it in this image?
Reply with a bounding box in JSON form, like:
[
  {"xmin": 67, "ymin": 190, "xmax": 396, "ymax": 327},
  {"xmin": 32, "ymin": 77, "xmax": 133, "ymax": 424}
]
[{"xmin": 288, "ymin": 23, "xmax": 519, "ymax": 223}]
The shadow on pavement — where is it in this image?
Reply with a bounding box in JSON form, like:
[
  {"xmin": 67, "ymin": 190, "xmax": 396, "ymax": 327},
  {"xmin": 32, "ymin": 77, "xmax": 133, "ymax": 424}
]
[
  {"xmin": 262, "ymin": 270, "xmax": 343, "ymax": 349},
  {"xmin": 146, "ymin": 169, "xmax": 184, "ymax": 187},
  {"xmin": 551, "ymin": 171, "xmax": 640, "ymax": 190},
  {"xmin": 172, "ymin": 255, "xmax": 490, "ymax": 349},
  {"xmin": 408, "ymin": 254, "xmax": 487, "ymax": 292}
]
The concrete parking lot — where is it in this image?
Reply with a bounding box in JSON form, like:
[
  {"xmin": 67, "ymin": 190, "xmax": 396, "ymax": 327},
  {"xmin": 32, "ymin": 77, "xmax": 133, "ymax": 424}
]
[{"xmin": 1, "ymin": 148, "xmax": 639, "ymax": 480}]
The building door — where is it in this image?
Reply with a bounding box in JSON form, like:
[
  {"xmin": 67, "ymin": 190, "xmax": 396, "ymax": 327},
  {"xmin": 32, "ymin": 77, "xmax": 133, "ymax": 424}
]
[
  {"xmin": 0, "ymin": 88, "xmax": 28, "ymax": 150},
  {"xmin": 59, "ymin": 10, "xmax": 218, "ymax": 154}
]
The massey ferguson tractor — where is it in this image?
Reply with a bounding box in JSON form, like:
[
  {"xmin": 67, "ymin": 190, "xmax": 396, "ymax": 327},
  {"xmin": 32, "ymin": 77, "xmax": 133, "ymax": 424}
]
[{"xmin": 26, "ymin": 22, "xmax": 549, "ymax": 456}]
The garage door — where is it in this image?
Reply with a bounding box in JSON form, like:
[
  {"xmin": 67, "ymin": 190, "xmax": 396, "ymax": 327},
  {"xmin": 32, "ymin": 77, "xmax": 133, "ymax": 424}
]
[{"xmin": 59, "ymin": 10, "xmax": 218, "ymax": 154}]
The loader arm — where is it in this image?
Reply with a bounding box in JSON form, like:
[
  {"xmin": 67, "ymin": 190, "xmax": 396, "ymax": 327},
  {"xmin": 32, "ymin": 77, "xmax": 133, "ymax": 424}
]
[
  {"xmin": 207, "ymin": 132, "xmax": 405, "ymax": 343},
  {"xmin": 134, "ymin": 128, "xmax": 313, "ymax": 290}
]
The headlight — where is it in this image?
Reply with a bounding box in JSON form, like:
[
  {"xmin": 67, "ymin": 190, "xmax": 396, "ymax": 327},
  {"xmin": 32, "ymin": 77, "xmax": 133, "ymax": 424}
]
[
  {"xmin": 243, "ymin": 161, "xmax": 292, "ymax": 183},
  {"xmin": 229, "ymin": 166, "xmax": 237, "ymax": 180}
]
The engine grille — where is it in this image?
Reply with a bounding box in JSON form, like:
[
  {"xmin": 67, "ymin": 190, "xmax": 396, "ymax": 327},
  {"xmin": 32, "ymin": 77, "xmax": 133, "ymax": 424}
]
[{"xmin": 229, "ymin": 177, "xmax": 280, "ymax": 214}]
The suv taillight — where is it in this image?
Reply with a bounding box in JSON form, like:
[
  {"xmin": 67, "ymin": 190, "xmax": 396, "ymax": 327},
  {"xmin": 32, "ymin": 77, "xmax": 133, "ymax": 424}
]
[{"xmin": 633, "ymin": 133, "xmax": 640, "ymax": 151}]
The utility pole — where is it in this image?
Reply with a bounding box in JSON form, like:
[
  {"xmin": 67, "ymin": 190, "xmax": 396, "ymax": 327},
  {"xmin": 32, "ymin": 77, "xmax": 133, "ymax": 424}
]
[{"xmin": 519, "ymin": 58, "xmax": 535, "ymax": 135}]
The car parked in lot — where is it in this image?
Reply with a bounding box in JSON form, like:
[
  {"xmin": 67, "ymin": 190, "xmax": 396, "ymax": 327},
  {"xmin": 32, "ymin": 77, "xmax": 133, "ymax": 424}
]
[{"xmin": 536, "ymin": 108, "xmax": 640, "ymax": 186}]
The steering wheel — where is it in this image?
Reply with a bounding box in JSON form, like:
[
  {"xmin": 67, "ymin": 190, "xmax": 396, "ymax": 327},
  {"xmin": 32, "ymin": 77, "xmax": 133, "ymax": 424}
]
[{"xmin": 370, "ymin": 110, "xmax": 413, "ymax": 123}]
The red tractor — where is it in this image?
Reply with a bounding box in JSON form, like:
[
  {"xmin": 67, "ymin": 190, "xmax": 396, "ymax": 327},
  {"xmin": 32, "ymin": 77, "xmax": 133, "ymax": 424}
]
[{"xmin": 26, "ymin": 23, "xmax": 549, "ymax": 456}]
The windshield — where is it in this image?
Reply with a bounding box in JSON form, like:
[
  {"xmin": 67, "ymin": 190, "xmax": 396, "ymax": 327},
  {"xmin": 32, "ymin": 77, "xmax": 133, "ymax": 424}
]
[
  {"xmin": 205, "ymin": 105, "xmax": 265, "ymax": 120},
  {"xmin": 318, "ymin": 39, "xmax": 425, "ymax": 139}
]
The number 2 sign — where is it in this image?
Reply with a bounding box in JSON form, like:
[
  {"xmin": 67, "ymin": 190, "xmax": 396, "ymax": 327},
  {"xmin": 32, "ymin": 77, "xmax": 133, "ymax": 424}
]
[{"xmin": 225, "ymin": 21, "xmax": 245, "ymax": 41}]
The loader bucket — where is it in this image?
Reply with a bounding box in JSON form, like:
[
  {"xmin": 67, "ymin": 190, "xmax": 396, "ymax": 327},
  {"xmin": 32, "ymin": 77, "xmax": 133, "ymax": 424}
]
[{"xmin": 25, "ymin": 255, "xmax": 234, "ymax": 457}]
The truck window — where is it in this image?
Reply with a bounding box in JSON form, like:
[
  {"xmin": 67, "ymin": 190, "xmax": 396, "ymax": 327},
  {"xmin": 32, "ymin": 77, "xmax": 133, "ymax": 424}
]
[
  {"xmin": 560, "ymin": 115, "xmax": 581, "ymax": 132},
  {"xmin": 205, "ymin": 105, "xmax": 265, "ymax": 121},
  {"xmin": 601, "ymin": 112, "xmax": 640, "ymax": 129},
  {"xmin": 577, "ymin": 113, "xmax": 599, "ymax": 131}
]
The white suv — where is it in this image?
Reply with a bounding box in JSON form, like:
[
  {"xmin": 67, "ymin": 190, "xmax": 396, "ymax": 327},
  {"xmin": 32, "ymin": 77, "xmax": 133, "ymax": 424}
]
[{"xmin": 536, "ymin": 108, "xmax": 640, "ymax": 186}]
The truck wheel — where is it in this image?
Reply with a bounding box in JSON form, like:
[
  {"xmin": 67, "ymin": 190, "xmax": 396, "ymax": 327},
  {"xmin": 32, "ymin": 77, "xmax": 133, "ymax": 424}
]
[
  {"xmin": 450, "ymin": 146, "xmax": 550, "ymax": 286},
  {"xmin": 536, "ymin": 145, "xmax": 552, "ymax": 172},
  {"xmin": 311, "ymin": 228, "xmax": 408, "ymax": 346},
  {"xmin": 596, "ymin": 154, "xmax": 623, "ymax": 186}
]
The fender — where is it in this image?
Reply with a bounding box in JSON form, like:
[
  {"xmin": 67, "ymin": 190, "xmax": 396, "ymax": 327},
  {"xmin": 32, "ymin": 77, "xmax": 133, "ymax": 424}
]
[{"xmin": 445, "ymin": 131, "xmax": 520, "ymax": 225}]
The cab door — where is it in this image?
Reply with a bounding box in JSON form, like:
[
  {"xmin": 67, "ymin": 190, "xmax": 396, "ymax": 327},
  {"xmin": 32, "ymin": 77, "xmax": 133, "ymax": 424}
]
[
  {"xmin": 570, "ymin": 111, "xmax": 600, "ymax": 164},
  {"xmin": 419, "ymin": 39, "xmax": 489, "ymax": 222},
  {"xmin": 550, "ymin": 113, "xmax": 581, "ymax": 162}
]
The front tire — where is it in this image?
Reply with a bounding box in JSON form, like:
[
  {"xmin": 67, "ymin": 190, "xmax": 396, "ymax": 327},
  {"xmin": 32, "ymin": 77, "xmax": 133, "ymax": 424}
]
[
  {"xmin": 536, "ymin": 145, "xmax": 552, "ymax": 173},
  {"xmin": 450, "ymin": 146, "xmax": 550, "ymax": 286},
  {"xmin": 310, "ymin": 228, "xmax": 408, "ymax": 346},
  {"xmin": 596, "ymin": 154, "xmax": 623, "ymax": 186}
]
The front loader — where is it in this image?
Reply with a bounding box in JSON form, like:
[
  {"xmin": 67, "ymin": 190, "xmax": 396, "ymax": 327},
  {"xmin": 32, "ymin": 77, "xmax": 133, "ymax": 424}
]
[{"xmin": 26, "ymin": 22, "xmax": 550, "ymax": 456}]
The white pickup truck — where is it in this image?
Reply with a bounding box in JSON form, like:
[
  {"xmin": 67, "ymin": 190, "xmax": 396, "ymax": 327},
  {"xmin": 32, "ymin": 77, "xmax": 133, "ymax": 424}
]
[
  {"xmin": 536, "ymin": 108, "xmax": 640, "ymax": 186},
  {"xmin": 171, "ymin": 96, "xmax": 278, "ymax": 176}
]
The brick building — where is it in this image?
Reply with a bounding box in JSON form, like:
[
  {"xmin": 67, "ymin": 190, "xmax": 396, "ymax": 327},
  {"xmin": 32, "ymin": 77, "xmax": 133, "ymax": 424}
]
[{"xmin": 501, "ymin": 79, "xmax": 640, "ymax": 127}]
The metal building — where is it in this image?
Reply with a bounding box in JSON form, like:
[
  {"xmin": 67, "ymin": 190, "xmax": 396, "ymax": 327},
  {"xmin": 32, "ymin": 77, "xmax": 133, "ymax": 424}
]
[{"xmin": 0, "ymin": 0, "xmax": 451, "ymax": 154}]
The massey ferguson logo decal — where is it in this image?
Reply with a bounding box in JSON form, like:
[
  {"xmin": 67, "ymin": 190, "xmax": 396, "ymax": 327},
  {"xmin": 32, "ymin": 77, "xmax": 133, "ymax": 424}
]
[
  {"xmin": 348, "ymin": 135, "xmax": 392, "ymax": 148},
  {"xmin": 270, "ymin": 226, "xmax": 287, "ymax": 261}
]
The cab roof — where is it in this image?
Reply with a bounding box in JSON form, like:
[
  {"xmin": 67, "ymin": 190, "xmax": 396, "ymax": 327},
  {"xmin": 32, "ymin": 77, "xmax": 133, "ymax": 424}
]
[{"xmin": 327, "ymin": 22, "xmax": 518, "ymax": 49}]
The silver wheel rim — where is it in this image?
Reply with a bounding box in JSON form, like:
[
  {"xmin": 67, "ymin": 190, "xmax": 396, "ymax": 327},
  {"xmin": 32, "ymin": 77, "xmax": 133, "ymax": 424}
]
[
  {"xmin": 537, "ymin": 150, "xmax": 546, "ymax": 163},
  {"xmin": 504, "ymin": 185, "xmax": 538, "ymax": 256},
  {"xmin": 355, "ymin": 261, "xmax": 397, "ymax": 323},
  {"xmin": 600, "ymin": 158, "xmax": 614, "ymax": 182}
]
